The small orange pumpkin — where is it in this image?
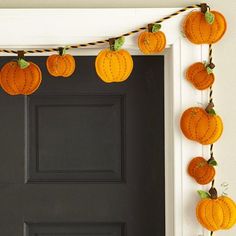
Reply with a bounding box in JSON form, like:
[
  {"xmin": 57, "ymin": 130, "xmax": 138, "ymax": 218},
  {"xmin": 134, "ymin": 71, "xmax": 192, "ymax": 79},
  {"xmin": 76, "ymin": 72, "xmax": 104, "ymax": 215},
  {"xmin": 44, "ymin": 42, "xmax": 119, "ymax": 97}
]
[
  {"xmin": 196, "ymin": 188, "xmax": 236, "ymax": 231},
  {"xmin": 188, "ymin": 156, "xmax": 216, "ymax": 185},
  {"xmin": 186, "ymin": 62, "xmax": 215, "ymax": 90},
  {"xmin": 46, "ymin": 47, "xmax": 75, "ymax": 78},
  {"xmin": 183, "ymin": 4, "xmax": 227, "ymax": 44},
  {"xmin": 180, "ymin": 103, "xmax": 223, "ymax": 145},
  {"xmin": 95, "ymin": 37, "xmax": 133, "ymax": 83},
  {"xmin": 0, "ymin": 52, "xmax": 42, "ymax": 95},
  {"xmin": 138, "ymin": 23, "xmax": 166, "ymax": 54}
]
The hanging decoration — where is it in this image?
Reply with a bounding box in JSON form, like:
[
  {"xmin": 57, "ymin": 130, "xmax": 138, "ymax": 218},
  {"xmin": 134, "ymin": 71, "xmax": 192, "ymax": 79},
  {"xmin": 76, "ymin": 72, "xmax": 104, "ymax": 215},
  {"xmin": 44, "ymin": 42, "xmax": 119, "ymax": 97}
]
[
  {"xmin": 183, "ymin": 4, "xmax": 227, "ymax": 44},
  {"xmin": 138, "ymin": 23, "xmax": 166, "ymax": 54},
  {"xmin": 95, "ymin": 37, "xmax": 133, "ymax": 83},
  {"xmin": 196, "ymin": 186, "xmax": 236, "ymax": 231},
  {"xmin": 0, "ymin": 3, "xmax": 234, "ymax": 235},
  {"xmin": 188, "ymin": 156, "xmax": 216, "ymax": 185},
  {"xmin": 186, "ymin": 62, "xmax": 215, "ymax": 90},
  {"xmin": 180, "ymin": 103, "xmax": 223, "ymax": 145},
  {"xmin": 181, "ymin": 3, "xmax": 236, "ymax": 236},
  {"xmin": 0, "ymin": 51, "xmax": 42, "ymax": 95},
  {"xmin": 46, "ymin": 47, "xmax": 76, "ymax": 78}
]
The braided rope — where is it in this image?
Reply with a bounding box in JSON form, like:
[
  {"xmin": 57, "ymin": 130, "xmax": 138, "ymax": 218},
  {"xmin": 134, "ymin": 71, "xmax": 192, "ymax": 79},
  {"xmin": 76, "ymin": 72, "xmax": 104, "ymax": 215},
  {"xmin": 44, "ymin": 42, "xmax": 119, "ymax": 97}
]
[
  {"xmin": 209, "ymin": 44, "xmax": 213, "ymax": 103},
  {"xmin": 209, "ymin": 43, "xmax": 215, "ymax": 236},
  {"xmin": 0, "ymin": 4, "xmax": 200, "ymax": 55}
]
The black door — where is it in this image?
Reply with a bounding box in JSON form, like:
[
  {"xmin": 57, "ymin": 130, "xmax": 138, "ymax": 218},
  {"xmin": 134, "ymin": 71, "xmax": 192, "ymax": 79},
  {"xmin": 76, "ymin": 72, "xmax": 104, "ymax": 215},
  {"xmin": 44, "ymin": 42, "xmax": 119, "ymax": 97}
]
[{"xmin": 0, "ymin": 55, "xmax": 165, "ymax": 236}]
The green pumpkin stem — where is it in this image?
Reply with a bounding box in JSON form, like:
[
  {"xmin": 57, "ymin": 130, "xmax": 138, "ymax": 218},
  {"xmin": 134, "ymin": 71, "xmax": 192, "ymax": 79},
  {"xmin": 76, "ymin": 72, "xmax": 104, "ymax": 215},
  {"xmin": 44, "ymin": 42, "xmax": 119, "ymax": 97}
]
[
  {"xmin": 109, "ymin": 37, "xmax": 125, "ymax": 51},
  {"xmin": 207, "ymin": 156, "xmax": 218, "ymax": 166},
  {"xmin": 58, "ymin": 47, "xmax": 66, "ymax": 56},
  {"xmin": 200, "ymin": 3, "xmax": 208, "ymax": 14},
  {"xmin": 17, "ymin": 50, "xmax": 30, "ymax": 69},
  {"xmin": 148, "ymin": 23, "xmax": 161, "ymax": 33},
  {"xmin": 205, "ymin": 62, "xmax": 215, "ymax": 74},
  {"xmin": 209, "ymin": 187, "xmax": 218, "ymax": 199},
  {"xmin": 109, "ymin": 38, "xmax": 116, "ymax": 51},
  {"xmin": 205, "ymin": 102, "xmax": 216, "ymax": 115}
]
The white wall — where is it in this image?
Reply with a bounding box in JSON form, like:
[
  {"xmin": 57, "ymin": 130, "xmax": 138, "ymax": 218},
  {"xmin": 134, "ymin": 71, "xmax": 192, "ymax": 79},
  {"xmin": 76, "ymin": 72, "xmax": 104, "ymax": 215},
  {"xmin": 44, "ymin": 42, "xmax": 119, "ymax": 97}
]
[{"xmin": 1, "ymin": 0, "xmax": 236, "ymax": 235}]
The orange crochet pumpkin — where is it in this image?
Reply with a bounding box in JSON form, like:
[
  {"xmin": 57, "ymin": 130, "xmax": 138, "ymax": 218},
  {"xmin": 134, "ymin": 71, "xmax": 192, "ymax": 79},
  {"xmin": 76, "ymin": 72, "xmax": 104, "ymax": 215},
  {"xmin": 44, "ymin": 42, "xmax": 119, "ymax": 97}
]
[
  {"xmin": 188, "ymin": 157, "xmax": 216, "ymax": 185},
  {"xmin": 180, "ymin": 103, "xmax": 223, "ymax": 145},
  {"xmin": 0, "ymin": 53, "xmax": 42, "ymax": 95},
  {"xmin": 196, "ymin": 188, "xmax": 236, "ymax": 231},
  {"xmin": 46, "ymin": 48, "xmax": 75, "ymax": 77},
  {"xmin": 138, "ymin": 24, "xmax": 166, "ymax": 54},
  {"xmin": 183, "ymin": 4, "xmax": 227, "ymax": 44},
  {"xmin": 95, "ymin": 37, "xmax": 133, "ymax": 83},
  {"xmin": 186, "ymin": 62, "xmax": 215, "ymax": 90}
]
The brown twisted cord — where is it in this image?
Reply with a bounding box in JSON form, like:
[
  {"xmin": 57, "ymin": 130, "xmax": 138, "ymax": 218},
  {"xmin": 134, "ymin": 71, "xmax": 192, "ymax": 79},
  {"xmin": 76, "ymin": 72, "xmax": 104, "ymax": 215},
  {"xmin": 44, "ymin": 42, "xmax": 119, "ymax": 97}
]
[
  {"xmin": 209, "ymin": 43, "xmax": 215, "ymax": 236},
  {"xmin": 209, "ymin": 44, "xmax": 213, "ymax": 103},
  {"xmin": 0, "ymin": 4, "xmax": 201, "ymax": 54}
]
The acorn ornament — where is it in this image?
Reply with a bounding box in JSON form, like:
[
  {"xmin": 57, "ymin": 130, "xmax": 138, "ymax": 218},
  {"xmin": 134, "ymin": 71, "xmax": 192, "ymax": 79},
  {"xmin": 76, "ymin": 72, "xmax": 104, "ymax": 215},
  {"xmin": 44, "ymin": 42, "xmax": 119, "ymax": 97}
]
[
  {"xmin": 95, "ymin": 37, "xmax": 133, "ymax": 83},
  {"xmin": 186, "ymin": 62, "xmax": 215, "ymax": 90},
  {"xmin": 46, "ymin": 47, "xmax": 76, "ymax": 78},
  {"xmin": 138, "ymin": 23, "xmax": 166, "ymax": 54}
]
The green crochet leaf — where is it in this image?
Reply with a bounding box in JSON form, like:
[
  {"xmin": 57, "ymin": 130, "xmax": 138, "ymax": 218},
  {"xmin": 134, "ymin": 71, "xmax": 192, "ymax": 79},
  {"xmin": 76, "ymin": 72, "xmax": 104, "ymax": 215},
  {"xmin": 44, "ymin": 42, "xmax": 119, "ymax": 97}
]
[
  {"xmin": 114, "ymin": 37, "xmax": 125, "ymax": 51},
  {"xmin": 197, "ymin": 190, "xmax": 211, "ymax": 199},
  {"xmin": 208, "ymin": 159, "xmax": 218, "ymax": 166},
  {"xmin": 62, "ymin": 48, "xmax": 67, "ymax": 55},
  {"xmin": 208, "ymin": 108, "xmax": 216, "ymax": 116},
  {"xmin": 152, "ymin": 24, "xmax": 161, "ymax": 33},
  {"xmin": 206, "ymin": 66, "xmax": 213, "ymax": 74},
  {"xmin": 205, "ymin": 11, "xmax": 215, "ymax": 25},
  {"xmin": 18, "ymin": 58, "xmax": 30, "ymax": 69}
]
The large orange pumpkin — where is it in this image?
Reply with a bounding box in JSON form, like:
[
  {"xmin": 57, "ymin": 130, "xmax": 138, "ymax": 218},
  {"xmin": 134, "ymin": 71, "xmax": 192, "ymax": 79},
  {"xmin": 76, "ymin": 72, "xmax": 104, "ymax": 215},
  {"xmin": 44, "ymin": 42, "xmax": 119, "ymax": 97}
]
[
  {"xmin": 183, "ymin": 5, "xmax": 227, "ymax": 44},
  {"xmin": 188, "ymin": 156, "xmax": 215, "ymax": 185},
  {"xmin": 186, "ymin": 62, "xmax": 215, "ymax": 90},
  {"xmin": 196, "ymin": 188, "xmax": 236, "ymax": 231},
  {"xmin": 0, "ymin": 54, "xmax": 42, "ymax": 95},
  {"xmin": 180, "ymin": 103, "xmax": 223, "ymax": 145},
  {"xmin": 138, "ymin": 24, "xmax": 166, "ymax": 54},
  {"xmin": 95, "ymin": 38, "xmax": 133, "ymax": 83},
  {"xmin": 46, "ymin": 48, "xmax": 75, "ymax": 78}
]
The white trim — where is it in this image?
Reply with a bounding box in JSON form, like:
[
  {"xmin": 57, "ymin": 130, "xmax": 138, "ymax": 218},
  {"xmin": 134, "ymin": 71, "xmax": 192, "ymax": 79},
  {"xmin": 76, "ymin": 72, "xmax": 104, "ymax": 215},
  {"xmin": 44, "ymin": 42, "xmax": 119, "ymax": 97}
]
[{"xmin": 0, "ymin": 8, "xmax": 209, "ymax": 236}]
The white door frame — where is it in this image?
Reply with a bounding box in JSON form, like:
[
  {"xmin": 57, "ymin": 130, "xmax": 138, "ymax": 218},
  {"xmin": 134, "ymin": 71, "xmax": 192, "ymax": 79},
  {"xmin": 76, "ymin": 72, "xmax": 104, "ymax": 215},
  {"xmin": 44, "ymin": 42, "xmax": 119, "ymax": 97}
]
[{"xmin": 0, "ymin": 8, "xmax": 209, "ymax": 236}]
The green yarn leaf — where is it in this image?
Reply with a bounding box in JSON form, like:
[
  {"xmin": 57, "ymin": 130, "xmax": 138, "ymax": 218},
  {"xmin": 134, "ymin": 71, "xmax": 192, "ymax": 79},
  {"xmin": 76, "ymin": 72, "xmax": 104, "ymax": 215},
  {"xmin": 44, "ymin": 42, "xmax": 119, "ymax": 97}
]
[
  {"xmin": 18, "ymin": 58, "xmax": 30, "ymax": 69},
  {"xmin": 208, "ymin": 108, "xmax": 216, "ymax": 116},
  {"xmin": 206, "ymin": 66, "xmax": 213, "ymax": 74},
  {"xmin": 197, "ymin": 190, "xmax": 211, "ymax": 199},
  {"xmin": 208, "ymin": 159, "xmax": 218, "ymax": 166},
  {"xmin": 205, "ymin": 11, "xmax": 215, "ymax": 25},
  {"xmin": 152, "ymin": 23, "xmax": 161, "ymax": 33},
  {"xmin": 114, "ymin": 37, "xmax": 125, "ymax": 51}
]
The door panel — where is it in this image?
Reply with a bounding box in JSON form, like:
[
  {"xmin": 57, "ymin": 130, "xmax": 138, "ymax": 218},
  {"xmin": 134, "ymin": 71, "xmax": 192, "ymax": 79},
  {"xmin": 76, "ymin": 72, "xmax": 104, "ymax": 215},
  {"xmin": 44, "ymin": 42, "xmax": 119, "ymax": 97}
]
[
  {"xmin": 27, "ymin": 94, "xmax": 125, "ymax": 182},
  {"xmin": 0, "ymin": 55, "xmax": 165, "ymax": 236},
  {"xmin": 26, "ymin": 223, "xmax": 125, "ymax": 236}
]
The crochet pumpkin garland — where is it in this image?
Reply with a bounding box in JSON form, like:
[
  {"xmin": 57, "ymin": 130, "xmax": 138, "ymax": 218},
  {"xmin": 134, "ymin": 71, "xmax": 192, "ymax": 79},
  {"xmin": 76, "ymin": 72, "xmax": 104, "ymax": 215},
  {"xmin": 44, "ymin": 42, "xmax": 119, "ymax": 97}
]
[
  {"xmin": 95, "ymin": 37, "xmax": 134, "ymax": 83},
  {"xmin": 0, "ymin": 3, "xmax": 233, "ymax": 235},
  {"xmin": 46, "ymin": 47, "xmax": 76, "ymax": 78},
  {"xmin": 197, "ymin": 187, "xmax": 236, "ymax": 231},
  {"xmin": 0, "ymin": 51, "xmax": 42, "ymax": 95},
  {"xmin": 138, "ymin": 23, "xmax": 166, "ymax": 54},
  {"xmin": 180, "ymin": 3, "xmax": 235, "ymax": 236}
]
